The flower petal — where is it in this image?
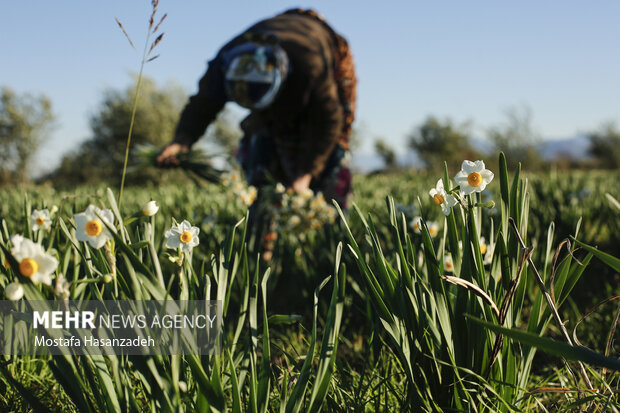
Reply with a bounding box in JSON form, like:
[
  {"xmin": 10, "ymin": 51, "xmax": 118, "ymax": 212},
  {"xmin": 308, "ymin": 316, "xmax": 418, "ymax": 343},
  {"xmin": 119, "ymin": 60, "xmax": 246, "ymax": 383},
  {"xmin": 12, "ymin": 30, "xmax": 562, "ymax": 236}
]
[
  {"xmin": 460, "ymin": 185, "xmax": 476, "ymax": 196},
  {"xmin": 9, "ymin": 234, "xmax": 26, "ymax": 254},
  {"xmin": 481, "ymin": 169, "xmax": 494, "ymax": 184},
  {"xmin": 179, "ymin": 220, "xmax": 192, "ymax": 231},
  {"xmin": 461, "ymin": 160, "xmax": 477, "ymax": 174},
  {"xmin": 454, "ymin": 170, "xmax": 468, "ymax": 184},
  {"xmin": 100, "ymin": 210, "xmax": 115, "ymax": 227},
  {"xmin": 165, "ymin": 236, "xmax": 181, "ymax": 249},
  {"xmin": 37, "ymin": 253, "xmax": 58, "ymax": 275},
  {"xmin": 473, "ymin": 160, "xmax": 486, "ymax": 171},
  {"xmin": 435, "ymin": 179, "xmax": 444, "ymax": 191},
  {"xmin": 31, "ymin": 272, "xmax": 52, "ymax": 286},
  {"xmin": 89, "ymin": 234, "xmax": 108, "ymax": 249},
  {"xmin": 446, "ymin": 194, "xmax": 458, "ymax": 207}
]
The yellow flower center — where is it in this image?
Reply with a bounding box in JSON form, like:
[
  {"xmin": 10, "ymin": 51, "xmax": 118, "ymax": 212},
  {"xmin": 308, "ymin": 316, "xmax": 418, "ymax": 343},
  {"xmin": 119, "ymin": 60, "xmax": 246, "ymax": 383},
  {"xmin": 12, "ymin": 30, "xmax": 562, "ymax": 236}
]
[
  {"xmin": 19, "ymin": 258, "xmax": 38, "ymax": 277},
  {"xmin": 429, "ymin": 227, "xmax": 438, "ymax": 237},
  {"xmin": 180, "ymin": 231, "xmax": 193, "ymax": 243},
  {"xmin": 36, "ymin": 217, "xmax": 46, "ymax": 226},
  {"xmin": 86, "ymin": 220, "xmax": 103, "ymax": 236},
  {"xmin": 480, "ymin": 244, "xmax": 487, "ymax": 255},
  {"xmin": 467, "ymin": 172, "xmax": 483, "ymax": 187},
  {"xmin": 433, "ymin": 194, "xmax": 445, "ymax": 205}
]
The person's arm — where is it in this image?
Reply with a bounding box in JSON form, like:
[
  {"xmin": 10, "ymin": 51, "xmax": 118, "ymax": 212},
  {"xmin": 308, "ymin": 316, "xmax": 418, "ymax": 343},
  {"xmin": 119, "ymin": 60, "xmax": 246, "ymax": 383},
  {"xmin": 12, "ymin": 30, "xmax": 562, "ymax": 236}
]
[{"xmin": 157, "ymin": 56, "xmax": 227, "ymax": 166}]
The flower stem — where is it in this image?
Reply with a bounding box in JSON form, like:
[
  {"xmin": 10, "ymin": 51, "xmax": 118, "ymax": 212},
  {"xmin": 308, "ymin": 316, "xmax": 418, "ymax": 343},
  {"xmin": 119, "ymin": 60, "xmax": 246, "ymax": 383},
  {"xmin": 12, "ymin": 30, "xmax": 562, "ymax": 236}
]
[{"xmin": 118, "ymin": 22, "xmax": 152, "ymax": 209}]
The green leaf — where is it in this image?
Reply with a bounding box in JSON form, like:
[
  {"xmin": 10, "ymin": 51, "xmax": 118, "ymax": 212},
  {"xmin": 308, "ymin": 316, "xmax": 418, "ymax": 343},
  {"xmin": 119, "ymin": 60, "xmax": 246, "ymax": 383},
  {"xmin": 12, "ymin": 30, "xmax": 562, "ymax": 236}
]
[
  {"xmin": 49, "ymin": 356, "xmax": 93, "ymax": 412},
  {"xmin": 187, "ymin": 355, "xmax": 226, "ymax": 410},
  {"xmin": 467, "ymin": 315, "xmax": 620, "ymax": 371},
  {"xmin": 285, "ymin": 276, "xmax": 331, "ymax": 413},
  {"xmin": 268, "ymin": 314, "xmax": 302, "ymax": 325},
  {"xmin": 570, "ymin": 237, "xmax": 620, "ymax": 273},
  {"xmin": 89, "ymin": 355, "xmax": 121, "ymax": 413},
  {"xmin": 307, "ymin": 244, "xmax": 346, "ymax": 412},
  {"xmin": 499, "ymin": 152, "xmax": 510, "ymax": 208},
  {"xmin": 228, "ymin": 350, "xmax": 243, "ymax": 413}
]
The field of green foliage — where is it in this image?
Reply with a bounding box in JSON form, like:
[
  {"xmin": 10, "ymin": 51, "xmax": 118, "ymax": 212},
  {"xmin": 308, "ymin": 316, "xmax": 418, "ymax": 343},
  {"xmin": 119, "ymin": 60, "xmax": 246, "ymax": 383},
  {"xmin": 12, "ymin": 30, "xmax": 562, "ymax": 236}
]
[{"xmin": 0, "ymin": 155, "xmax": 619, "ymax": 412}]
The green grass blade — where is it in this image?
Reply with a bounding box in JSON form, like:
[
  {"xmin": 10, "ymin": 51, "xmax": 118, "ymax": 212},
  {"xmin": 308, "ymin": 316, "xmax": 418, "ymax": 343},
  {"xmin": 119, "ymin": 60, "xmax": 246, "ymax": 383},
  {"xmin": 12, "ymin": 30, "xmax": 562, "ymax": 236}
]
[
  {"xmin": 570, "ymin": 237, "xmax": 620, "ymax": 273},
  {"xmin": 467, "ymin": 315, "xmax": 620, "ymax": 371}
]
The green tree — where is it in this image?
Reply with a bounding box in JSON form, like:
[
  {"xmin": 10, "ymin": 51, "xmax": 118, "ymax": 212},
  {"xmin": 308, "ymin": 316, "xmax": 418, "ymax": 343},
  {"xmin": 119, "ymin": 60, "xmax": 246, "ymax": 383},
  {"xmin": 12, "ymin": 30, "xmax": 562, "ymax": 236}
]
[
  {"xmin": 0, "ymin": 87, "xmax": 54, "ymax": 184},
  {"xmin": 587, "ymin": 122, "xmax": 620, "ymax": 169},
  {"xmin": 49, "ymin": 75, "xmax": 185, "ymax": 185},
  {"xmin": 408, "ymin": 116, "xmax": 479, "ymax": 171},
  {"xmin": 487, "ymin": 104, "xmax": 543, "ymax": 170},
  {"xmin": 374, "ymin": 138, "xmax": 397, "ymax": 170}
]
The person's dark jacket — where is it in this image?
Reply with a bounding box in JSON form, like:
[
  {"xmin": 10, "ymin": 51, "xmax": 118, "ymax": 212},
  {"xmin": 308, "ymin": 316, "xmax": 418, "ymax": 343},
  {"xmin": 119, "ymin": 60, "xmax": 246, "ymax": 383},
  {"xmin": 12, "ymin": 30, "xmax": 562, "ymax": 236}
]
[{"xmin": 173, "ymin": 10, "xmax": 346, "ymax": 180}]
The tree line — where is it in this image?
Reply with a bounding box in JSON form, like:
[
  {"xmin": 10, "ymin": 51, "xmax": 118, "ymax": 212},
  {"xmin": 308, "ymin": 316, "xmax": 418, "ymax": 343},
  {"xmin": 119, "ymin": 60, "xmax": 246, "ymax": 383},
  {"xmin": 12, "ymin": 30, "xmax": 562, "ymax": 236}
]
[{"xmin": 377, "ymin": 105, "xmax": 620, "ymax": 172}]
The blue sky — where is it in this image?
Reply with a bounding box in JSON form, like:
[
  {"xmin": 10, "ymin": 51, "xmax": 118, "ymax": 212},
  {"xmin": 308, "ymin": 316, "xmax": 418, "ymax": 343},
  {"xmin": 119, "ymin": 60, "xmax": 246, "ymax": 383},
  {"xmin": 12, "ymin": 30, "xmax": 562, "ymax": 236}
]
[{"xmin": 2, "ymin": 1, "xmax": 619, "ymax": 175}]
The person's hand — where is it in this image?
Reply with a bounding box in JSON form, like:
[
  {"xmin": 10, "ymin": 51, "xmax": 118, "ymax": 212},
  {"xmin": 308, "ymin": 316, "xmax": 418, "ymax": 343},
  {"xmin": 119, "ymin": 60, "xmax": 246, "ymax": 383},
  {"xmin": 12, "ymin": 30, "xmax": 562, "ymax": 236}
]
[
  {"xmin": 291, "ymin": 173, "xmax": 312, "ymax": 193},
  {"xmin": 156, "ymin": 142, "xmax": 189, "ymax": 167}
]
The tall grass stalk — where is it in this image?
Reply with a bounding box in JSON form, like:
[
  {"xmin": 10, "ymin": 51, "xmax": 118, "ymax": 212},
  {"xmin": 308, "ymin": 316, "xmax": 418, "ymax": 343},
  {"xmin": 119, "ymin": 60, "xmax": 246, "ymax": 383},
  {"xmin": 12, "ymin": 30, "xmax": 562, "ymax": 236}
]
[{"xmin": 116, "ymin": 1, "xmax": 166, "ymax": 209}]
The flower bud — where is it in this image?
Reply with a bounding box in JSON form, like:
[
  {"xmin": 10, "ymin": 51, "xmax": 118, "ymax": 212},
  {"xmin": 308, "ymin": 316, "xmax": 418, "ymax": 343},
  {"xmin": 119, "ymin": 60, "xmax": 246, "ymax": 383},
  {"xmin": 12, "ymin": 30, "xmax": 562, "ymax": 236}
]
[
  {"xmin": 6, "ymin": 282, "xmax": 24, "ymax": 301},
  {"xmin": 475, "ymin": 201, "xmax": 496, "ymax": 209},
  {"xmin": 102, "ymin": 274, "xmax": 113, "ymax": 283},
  {"xmin": 142, "ymin": 200, "xmax": 159, "ymax": 217}
]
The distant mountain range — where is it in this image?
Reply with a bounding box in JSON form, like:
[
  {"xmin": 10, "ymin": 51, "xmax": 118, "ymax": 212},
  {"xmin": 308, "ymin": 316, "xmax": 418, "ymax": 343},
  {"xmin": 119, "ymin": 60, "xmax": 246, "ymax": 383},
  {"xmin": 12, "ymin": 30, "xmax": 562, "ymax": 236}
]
[
  {"xmin": 537, "ymin": 135, "xmax": 590, "ymax": 160},
  {"xmin": 351, "ymin": 135, "xmax": 591, "ymax": 172}
]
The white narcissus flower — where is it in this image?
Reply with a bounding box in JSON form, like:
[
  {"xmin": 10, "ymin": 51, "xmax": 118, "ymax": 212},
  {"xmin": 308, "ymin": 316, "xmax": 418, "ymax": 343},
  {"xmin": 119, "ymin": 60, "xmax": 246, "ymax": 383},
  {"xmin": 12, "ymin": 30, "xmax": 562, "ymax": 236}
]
[
  {"xmin": 229, "ymin": 171, "xmax": 241, "ymax": 183},
  {"xmin": 479, "ymin": 237, "xmax": 488, "ymax": 256},
  {"xmin": 142, "ymin": 200, "xmax": 159, "ymax": 217},
  {"xmin": 483, "ymin": 240, "xmax": 495, "ymax": 266},
  {"xmin": 165, "ymin": 220, "xmax": 200, "ymax": 253},
  {"xmin": 287, "ymin": 215, "xmax": 301, "ymax": 229},
  {"xmin": 454, "ymin": 160, "xmax": 494, "ymax": 195},
  {"xmin": 428, "ymin": 221, "xmax": 440, "ymax": 238},
  {"xmin": 30, "ymin": 209, "xmax": 52, "ymax": 231},
  {"xmin": 6, "ymin": 282, "xmax": 24, "ymax": 301},
  {"xmin": 429, "ymin": 179, "xmax": 458, "ymax": 216},
  {"xmin": 232, "ymin": 182, "xmax": 244, "ymax": 193},
  {"xmin": 74, "ymin": 205, "xmax": 115, "ymax": 249},
  {"xmin": 10, "ymin": 235, "xmax": 57, "ymax": 285},
  {"xmin": 444, "ymin": 253, "xmax": 454, "ymax": 273},
  {"xmin": 240, "ymin": 186, "xmax": 257, "ymax": 207},
  {"xmin": 410, "ymin": 216, "xmax": 423, "ymax": 234},
  {"xmin": 309, "ymin": 193, "xmax": 326, "ymax": 211}
]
